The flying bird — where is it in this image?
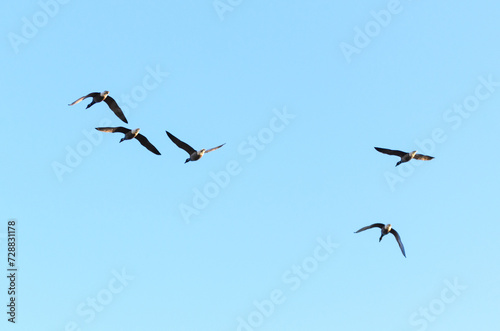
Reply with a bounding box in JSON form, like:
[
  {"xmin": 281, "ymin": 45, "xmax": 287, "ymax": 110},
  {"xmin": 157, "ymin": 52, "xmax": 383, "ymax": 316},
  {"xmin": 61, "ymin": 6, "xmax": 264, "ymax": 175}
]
[
  {"xmin": 354, "ymin": 223, "xmax": 406, "ymax": 257},
  {"xmin": 166, "ymin": 131, "xmax": 224, "ymax": 163},
  {"xmin": 96, "ymin": 127, "xmax": 160, "ymax": 155},
  {"xmin": 374, "ymin": 147, "xmax": 434, "ymax": 166},
  {"xmin": 69, "ymin": 91, "xmax": 128, "ymax": 124}
]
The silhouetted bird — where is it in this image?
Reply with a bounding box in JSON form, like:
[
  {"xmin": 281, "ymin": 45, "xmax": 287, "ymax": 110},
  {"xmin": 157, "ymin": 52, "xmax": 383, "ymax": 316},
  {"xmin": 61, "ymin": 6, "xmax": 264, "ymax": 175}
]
[
  {"xmin": 374, "ymin": 147, "xmax": 433, "ymax": 166},
  {"xmin": 166, "ymin": 131, "xmax": 224, "ymax": 163},
  {"xmin": 354, "ymin": 223, "xmax": 406, "ymax": 257},
  {"xmin": 96, "ymin": 127, "xmax": 160, "ymax": 155},
  {"xmin": 69, "ymin": 91, "xmax": 128, "ymax": 123}
]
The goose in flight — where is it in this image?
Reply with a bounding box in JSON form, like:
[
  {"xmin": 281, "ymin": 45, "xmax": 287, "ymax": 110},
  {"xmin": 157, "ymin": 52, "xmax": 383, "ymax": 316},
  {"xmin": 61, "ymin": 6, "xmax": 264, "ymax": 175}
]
[
  {"xmin": 69, "ymin": 91, "xmax": 128, "ymax": 124},
  {"xmin": 96, "ymin": 127, "xmax": 160, "ymax": 155},
  {"xmin": 374, "ymin": 147, "xmax": 434, "ymax": 166},
  {"xmin": 166, "ymin": 131, "xmax": 224, "ymax": 163},
  {"xmin": 354, "ymin": 223, "xmax": 406, "ymax": 257}
]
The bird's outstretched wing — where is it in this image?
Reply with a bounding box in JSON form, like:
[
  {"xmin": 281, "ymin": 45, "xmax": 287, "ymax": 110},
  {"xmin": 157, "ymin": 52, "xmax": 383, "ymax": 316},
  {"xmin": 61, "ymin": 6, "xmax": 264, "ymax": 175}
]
[
  {"xmin": 389, "ymin": 229, "xmax": 406, "ymax": 257},
  {"xmin": 374, "ymin": 147, "xmax": 406, "ymax": 157},
  {"xmin": 413, "ymin": 154, "xmax": 434, "ymax": 161},
  {"xmin": 103, "ymin": 96, "xmax": 128, "ymax": 124},
  {"xmin": 354, "ymin": 223, "xmax": 385, "ymax": 233},
  {"xmin": 135, "ymin": 134, "xmax": 161, "ymax": 155},
  {"xmin": 166, "ymin": 131, "xmax": 196, "ymax": 155},
  {"xmin": 68, "ymin": 92, "xmax": 99, "ymax": 106},
  {"xmin": 205, "ymin": 143, "xmax": 225, "ymax": 153},
  {"xmin": 95, "ymin": 127, "xmax": 130, "ymax": 134}
]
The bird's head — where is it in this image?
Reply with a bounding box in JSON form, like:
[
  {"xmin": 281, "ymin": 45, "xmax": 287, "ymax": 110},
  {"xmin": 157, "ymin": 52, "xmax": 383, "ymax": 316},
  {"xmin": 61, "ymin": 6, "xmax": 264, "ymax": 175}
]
[
  {"xmin": 385, "ymin": 224, "xmax": 392, "ymax": 232},
  {"xmin": 410, "ymin": 150, "xmax": 417, "ymax": 158},
  {"xmin": 199, "ymin": 149, "xmax": 206, "ymax": 156},
  {"xmin": 132, "ymin": 128, "xmax": 141, "ymax": 135},
  {"xmin": 101, "ymin": 91, "xmax": 110, "ymax": 97}
]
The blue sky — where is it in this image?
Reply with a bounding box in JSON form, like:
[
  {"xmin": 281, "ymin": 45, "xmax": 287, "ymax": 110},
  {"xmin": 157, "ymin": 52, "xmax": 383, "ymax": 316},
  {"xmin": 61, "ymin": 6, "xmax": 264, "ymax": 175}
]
[{"xmin": 1, "ymin": 0, "xmax": 500, "ymax": 330}]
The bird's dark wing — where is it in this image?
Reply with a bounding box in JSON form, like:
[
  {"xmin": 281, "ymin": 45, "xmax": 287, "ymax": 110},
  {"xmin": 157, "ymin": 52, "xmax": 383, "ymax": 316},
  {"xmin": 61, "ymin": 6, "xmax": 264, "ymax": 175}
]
[
  {"xmin": 103, "ymin": 96, "xmax": 128, "ymax": 124},
  {"xmin": 68, "ymin": 92, "xmax": 99, "ymax": 106},
  {"xmin": 166, "ymin": 131, "xmax": 196, "ymax": 154},
  {"xmin": 413, "ymin": 154, "xmax": 434, "ymax": 161},
  {"xmin": 95, "ymin": 127, "xmax": 130, "ymax": 134},
  {"xmin": 374, "ymin": 147, "xmax": 406, "ymax": 157},
  {"xmin": 389, "ymin": 229, "xmax": 406, "ymax": 257},
  {"xmin": 354, "ymin": 223, "xmax": 385, "ymax": 233},
  {"xmin": 135, "ymin": 134, "xmax": 161, "ymax": 155},
  {"xmin": 205, "ymin": 143, "xmax": 225, "ymax": 153}
]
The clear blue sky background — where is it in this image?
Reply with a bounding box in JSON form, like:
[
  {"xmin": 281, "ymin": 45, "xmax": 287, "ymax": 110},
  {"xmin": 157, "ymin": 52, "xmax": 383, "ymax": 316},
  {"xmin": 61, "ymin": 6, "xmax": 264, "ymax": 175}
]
[{"xmin": 1, "ymin": 1, "xmax": 499, "ymax": 330}]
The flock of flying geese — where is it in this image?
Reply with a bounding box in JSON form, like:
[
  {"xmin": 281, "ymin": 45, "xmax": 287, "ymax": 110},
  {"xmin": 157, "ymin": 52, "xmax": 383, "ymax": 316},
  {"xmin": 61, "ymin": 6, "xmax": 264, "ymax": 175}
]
[
  {"xmin": 69, "ymin": 90, "xmax": 435, "ymax": 258},
  {"xmin": 356, "ymin": 148, "xmax": 434, "ymax": 257},
  {"xmin": 68, "ymin": 91, "xmax": 225, "ymax": 163}
]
